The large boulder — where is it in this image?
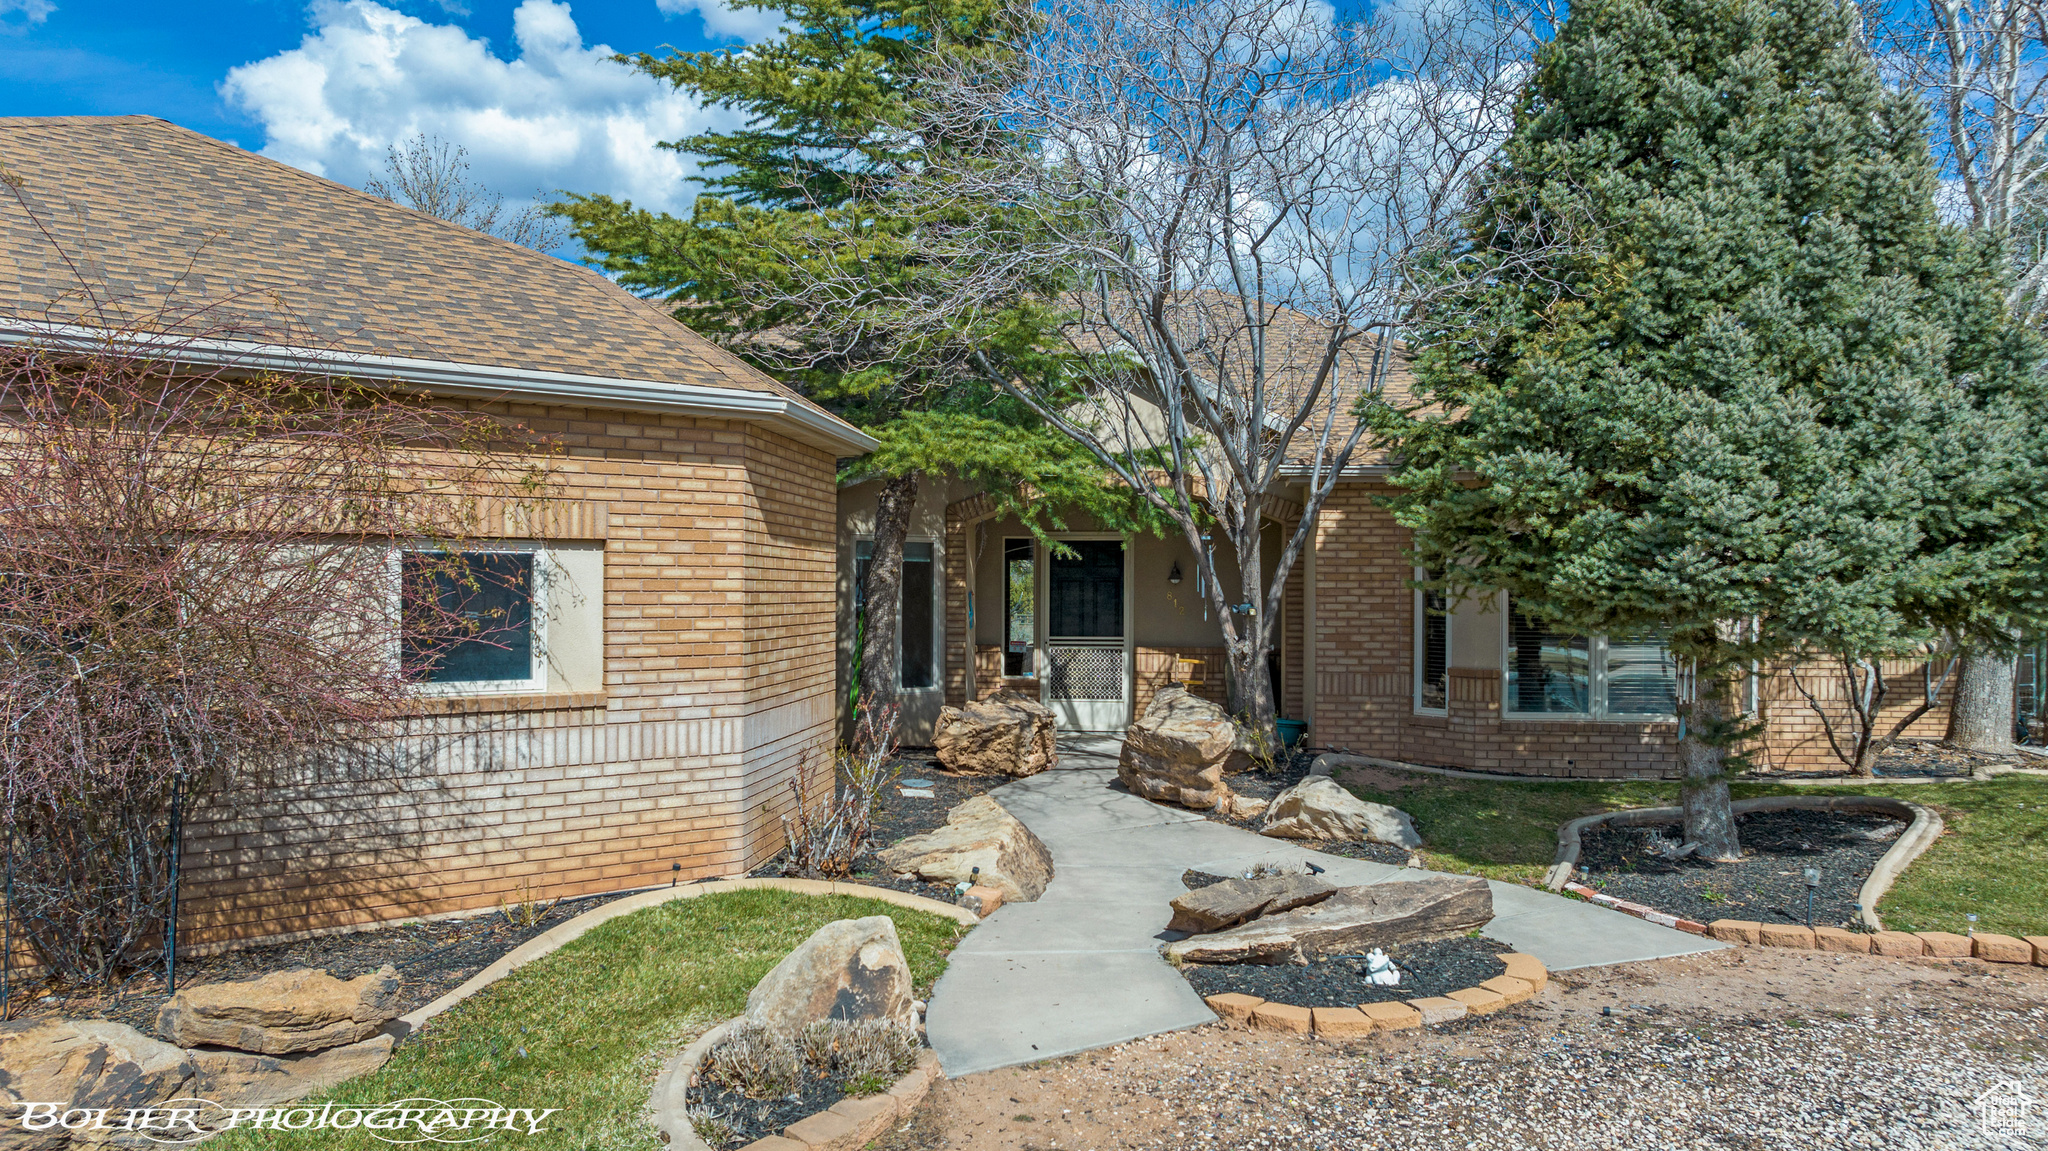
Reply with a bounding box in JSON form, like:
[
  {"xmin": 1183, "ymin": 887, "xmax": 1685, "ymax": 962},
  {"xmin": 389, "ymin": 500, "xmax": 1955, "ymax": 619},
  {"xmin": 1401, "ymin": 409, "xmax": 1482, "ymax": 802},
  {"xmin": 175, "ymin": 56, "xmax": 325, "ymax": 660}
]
[
  {"xmin": 188, "ymin": 1033, "xmax": 394, "ymax": 1108},
  {"xmin": 746, "ymin": 916, "xmax": 916, "ymax": 1035},
  {"xmin": 1260, "ymin": 777, "xmax": 1423, "ymax": 848},
  {"xmin": 155, "ymin": 966, "xmax": 402, "ymax": 1055},
  {"xmin": 1163, "ymin": 876, "xmax": 1493, "ymax": 965},
  {"xmin": 1167, "ymin": 874, "xmax": 1337, "ymax": 934},
  {"xmin": 0, "ymin": 1019, "xmax": 194, "ymax": 1151},
  {"xmin": 1119, "ymin": 687, "xmax": 1257, "ymax": 811},
  {"xmin": 877, "ymin": 794, "xmax": 1053, "ymax": 903},
  {"xmin": 934, "ymin": 693, "xmax": 1057, "ymax": 776}
]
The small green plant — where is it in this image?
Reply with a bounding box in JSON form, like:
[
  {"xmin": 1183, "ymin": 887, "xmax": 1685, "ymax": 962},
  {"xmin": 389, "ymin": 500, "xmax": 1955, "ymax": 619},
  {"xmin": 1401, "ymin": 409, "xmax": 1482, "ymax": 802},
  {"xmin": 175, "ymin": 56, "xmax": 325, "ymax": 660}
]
[
  {"xmin": 704, "ymin": 1021, "xmax": 801, "ymax": 1099},
  {"xmin": 843, "ymin": 1072, "xmax": 892, "ymax": 1096},
  {"xmin": 496, "ymin": 879, "xmax": 559, "ymax": 929},
  {"xmin": 687, "ymin": 1107, "xmax": 738, "ymax": 1148}
]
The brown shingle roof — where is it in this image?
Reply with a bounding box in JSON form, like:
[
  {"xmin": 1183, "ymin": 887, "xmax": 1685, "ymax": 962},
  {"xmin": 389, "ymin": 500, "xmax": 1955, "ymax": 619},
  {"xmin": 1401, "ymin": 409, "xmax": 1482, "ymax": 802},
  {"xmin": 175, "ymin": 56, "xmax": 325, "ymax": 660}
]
[{"xmin": 0, "ymin": 116, "xmax": 868, "ymax": 450}]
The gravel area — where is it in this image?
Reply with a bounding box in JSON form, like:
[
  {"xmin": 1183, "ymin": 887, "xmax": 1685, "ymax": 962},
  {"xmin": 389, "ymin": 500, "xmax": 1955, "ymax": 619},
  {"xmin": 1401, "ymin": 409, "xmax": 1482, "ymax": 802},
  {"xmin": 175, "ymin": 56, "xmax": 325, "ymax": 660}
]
[
  {"xmin": 1181, "ymin": 936, "xmax": 1514, "ymax": 1006},
  {"xmin": 1201, "ymin": 750, "xmax": 1414, "ymax": 867},
  {"xmin": 1579, "ymin": 809, "xmax": 1901, "ymax": 928},
  {"xmin": 749, "ymin": 750, "xmax": 1013, "ymax": 904},
  {"xmin": 914, "ymin": 947, "xmax": 2048, "ymax": 1150},
  {"xmin": 8, "ymin": 890, "xmax": 633, "ymax": 1030},
  {"xmin": 693, "ymin": 1069, "xmax": 853, "ymax": 1148}
]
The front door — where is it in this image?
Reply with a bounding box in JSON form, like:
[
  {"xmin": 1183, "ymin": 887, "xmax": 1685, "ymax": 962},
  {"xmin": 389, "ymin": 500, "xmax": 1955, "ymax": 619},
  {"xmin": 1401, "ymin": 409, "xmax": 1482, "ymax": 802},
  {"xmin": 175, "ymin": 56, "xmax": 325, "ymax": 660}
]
[{"xmin": 1042, "ymin": 537, "xmax": 1130, "ymax": 731}]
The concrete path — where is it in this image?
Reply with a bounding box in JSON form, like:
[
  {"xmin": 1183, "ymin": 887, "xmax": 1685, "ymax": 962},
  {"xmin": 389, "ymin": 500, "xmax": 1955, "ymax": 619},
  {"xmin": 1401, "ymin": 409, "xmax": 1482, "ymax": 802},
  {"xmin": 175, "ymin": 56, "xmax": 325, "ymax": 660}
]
[{"xmin": 922, "ymin": 745, "xmax": 1725, "ymax": 1077}]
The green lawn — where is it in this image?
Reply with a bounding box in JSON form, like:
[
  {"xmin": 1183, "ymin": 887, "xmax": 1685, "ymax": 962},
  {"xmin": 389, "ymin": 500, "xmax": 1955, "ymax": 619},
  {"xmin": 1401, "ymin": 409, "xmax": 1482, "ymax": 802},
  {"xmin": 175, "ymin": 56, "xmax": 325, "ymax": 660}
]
[
  {"xmin": 1337, "ymin": 768, "xmax": 2048, "ymax": 937},
  {"xmin": 207, "ymin": 889, "xmax": 967, "ymax": 1151}
]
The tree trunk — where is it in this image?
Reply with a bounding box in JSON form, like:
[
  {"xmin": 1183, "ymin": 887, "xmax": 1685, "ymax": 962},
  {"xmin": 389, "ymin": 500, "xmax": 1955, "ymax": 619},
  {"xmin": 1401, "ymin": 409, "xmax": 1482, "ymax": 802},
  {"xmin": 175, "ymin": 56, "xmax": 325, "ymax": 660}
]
[
  {"xmin": 1947, "ymin": 646, "xmax": 2015, "ymax": 754},
  {"xmin": 1678, "ymin": 685, "xmax": 1742, "ymax": 861},
  {"xmin": 857, "ymin": 472, "xmax": 919, "ymax": 716},
  {"xmin": 1227, "ymin": 639, "xmax": 1279, "ymax": 762}
]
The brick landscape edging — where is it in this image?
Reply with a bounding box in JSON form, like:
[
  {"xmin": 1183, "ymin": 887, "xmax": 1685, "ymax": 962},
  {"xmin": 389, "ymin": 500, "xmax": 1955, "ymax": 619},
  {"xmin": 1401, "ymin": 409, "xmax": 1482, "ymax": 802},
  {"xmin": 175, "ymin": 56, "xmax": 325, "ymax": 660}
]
[
  {"xmin": 1200, "ymin": 952, "xmax": 1549, "ymax": 1037},
  {"xmin": 649, "ymin": 1018, "xmax": 944, "ymax": 1151},
  {"xmin": 1539, "ymin": 795, "xmax": 1942, "ymax": 932},
  {"xmin": 1560, "ymin": 882, "xmax": 1711, "ymax": 935},
  {"xmin": 1703, "ymin": 921, "xmax": 2048, "ymax": 966}
]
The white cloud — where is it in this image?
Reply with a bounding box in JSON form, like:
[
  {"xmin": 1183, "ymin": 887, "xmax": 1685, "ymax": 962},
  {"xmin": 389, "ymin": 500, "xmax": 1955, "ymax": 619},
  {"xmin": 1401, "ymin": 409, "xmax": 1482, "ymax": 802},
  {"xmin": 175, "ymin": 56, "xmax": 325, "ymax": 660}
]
[
  {"xmin": 654, "ymin": 0, "xmax": 787, "ymax": 43},
  {"xmin": 0, "ymin": 0, "xmax": 55, "ymax": 27},
  {"xmin": 222, "ymin": 0, "xmax": 734, "ymax": 218}
]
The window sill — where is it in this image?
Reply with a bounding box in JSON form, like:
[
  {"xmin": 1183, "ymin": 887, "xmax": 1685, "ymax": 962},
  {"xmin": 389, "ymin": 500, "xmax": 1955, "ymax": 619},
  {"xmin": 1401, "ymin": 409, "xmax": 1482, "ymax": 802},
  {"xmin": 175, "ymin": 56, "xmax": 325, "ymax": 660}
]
[{"xmin": 400, "ymin": 690, "xmax": 607, "ymax": 717}]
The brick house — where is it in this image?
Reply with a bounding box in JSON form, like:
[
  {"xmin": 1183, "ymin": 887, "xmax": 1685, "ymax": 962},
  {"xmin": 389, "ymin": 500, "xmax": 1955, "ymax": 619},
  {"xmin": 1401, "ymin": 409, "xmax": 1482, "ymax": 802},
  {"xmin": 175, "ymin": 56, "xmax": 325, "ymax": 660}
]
[
  {"xmin": 1, "ymin": 116, "xmax": 876, "ymax": 948},
  {"xmin": 838, "ymin": 324, "xmax": 1951, "ymax": 777}
]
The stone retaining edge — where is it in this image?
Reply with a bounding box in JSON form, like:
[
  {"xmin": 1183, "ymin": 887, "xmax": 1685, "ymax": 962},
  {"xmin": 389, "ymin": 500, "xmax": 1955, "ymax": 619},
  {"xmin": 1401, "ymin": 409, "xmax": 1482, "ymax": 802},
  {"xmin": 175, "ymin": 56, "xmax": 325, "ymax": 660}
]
[
  {"xmin": 1539, "ymin": 796, "xmax": 1941, "ymax": 934},
  {"xmin": 649, "ymin": 1019, "xmax": 945, "ymax": 1151},
  {"xmin": 1314, "ymin": 751, "xmax": 2048, "ymax": 786},
  {"xmin": 1201, "ymin": 952, "xmax": 1549, "ymax": 1037},
  {"xmin": 1700, "ymin": 921, "xmax": 2048, "ymax": 968},
  {"xmin": 394, "ymin": 878, "xmax": 979, "ymax": 1037},
  {"xmin": 1560, "ymin": 882, "xmax": 1710, "ymax": 935}
]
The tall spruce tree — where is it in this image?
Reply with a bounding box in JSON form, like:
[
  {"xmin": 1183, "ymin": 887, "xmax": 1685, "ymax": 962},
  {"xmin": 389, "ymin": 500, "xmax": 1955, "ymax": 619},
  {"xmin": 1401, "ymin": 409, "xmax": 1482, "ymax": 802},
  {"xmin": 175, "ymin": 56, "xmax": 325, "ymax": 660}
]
[
  {"xmin": 556, "ymin": 0, "xmax": 1127, "ymax": 717},
  {"xmin": 1375, "ymin": 0, "xmax": 2041, "ymax": 853}
]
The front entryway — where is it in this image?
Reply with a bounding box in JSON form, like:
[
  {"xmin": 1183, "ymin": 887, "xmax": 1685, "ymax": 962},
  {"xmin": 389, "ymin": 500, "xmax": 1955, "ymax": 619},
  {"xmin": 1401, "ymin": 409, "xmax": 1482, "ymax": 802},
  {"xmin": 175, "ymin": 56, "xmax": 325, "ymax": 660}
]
[{"xmin": 1043, "ymin": 537, "xmax": 1131, "ymax": 732}]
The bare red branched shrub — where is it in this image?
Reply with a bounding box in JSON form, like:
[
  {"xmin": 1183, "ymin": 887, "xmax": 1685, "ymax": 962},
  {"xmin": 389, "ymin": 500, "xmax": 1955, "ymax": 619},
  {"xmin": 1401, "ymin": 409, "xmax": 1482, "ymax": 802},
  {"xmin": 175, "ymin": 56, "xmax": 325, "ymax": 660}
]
[{"xmin": 0, "ymin": 333, "xmax": 552, "ymax": 985}]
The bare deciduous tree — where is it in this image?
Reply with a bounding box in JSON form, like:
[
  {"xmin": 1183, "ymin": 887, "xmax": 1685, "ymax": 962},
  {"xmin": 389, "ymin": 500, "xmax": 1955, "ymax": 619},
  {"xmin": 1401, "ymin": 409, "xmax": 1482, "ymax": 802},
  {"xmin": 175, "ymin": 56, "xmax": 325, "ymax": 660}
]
[
  {"xmin": 365, "ymin": 134, "xmax": 569, "ymax": 253},
  {"xmin": 734, "ymin": 0, "xmax": 1558, "ymax": 739},
  {"xmin": 1790, "ymin": 650, "xmax": 1960, "ymax": 775}
]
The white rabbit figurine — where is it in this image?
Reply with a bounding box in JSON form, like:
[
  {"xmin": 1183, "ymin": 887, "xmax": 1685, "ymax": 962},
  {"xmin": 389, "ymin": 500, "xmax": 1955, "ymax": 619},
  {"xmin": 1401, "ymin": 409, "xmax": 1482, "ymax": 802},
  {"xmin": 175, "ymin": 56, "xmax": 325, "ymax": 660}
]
[{"xmin": 1364, "ymin": 948, "xmax": 1401, "ymax": 986}]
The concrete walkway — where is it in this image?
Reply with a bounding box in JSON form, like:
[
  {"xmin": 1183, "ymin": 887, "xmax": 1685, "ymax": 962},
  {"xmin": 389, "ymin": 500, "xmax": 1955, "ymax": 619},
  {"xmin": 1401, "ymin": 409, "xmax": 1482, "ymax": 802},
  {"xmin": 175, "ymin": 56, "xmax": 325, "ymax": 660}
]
[{"xmin": 922, "ymin": 744, "xmax": 1724, "ymax": 1077}]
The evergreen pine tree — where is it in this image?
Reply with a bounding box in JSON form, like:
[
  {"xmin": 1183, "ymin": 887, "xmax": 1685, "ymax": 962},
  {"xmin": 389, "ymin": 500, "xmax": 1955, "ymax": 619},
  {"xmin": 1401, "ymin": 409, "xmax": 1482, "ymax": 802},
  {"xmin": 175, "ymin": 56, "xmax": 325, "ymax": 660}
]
[
  {"xmin": 555, "ymin": 0, "xmax": 1131, "ymax": 716},
  {"xmin": 1376, "ymin": 0, "xmax": 2042, "ymax": 852}
]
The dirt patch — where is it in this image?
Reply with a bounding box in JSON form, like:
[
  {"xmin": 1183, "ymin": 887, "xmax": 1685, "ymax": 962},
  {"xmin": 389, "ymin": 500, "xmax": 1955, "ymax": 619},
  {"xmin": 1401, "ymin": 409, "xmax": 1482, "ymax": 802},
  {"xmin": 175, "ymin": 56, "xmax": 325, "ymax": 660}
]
[
  {"xmin": 1180, "ymin": 936, "xmax": 1513, "ymax": 1006},
  {"xmin": 924, "ymin": 948, "xmax": 2048, "ymax": 1150},
  {"xmin": 1578, "ymin": 808, "xmax": 1900, "ymax": 928}
]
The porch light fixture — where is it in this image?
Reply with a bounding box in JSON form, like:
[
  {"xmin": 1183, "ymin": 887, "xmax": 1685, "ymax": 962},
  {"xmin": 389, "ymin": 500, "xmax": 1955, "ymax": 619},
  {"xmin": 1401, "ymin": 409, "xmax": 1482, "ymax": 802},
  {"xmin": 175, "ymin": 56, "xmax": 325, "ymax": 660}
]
[{"xmin": 1169, "ymin": 561, "xmax": 1182, "ymax": 585}]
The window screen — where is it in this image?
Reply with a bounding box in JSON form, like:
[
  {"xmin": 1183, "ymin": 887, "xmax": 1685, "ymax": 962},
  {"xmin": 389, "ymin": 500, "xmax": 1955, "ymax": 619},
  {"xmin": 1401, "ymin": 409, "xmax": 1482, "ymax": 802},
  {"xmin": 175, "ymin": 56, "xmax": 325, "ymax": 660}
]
[
  {"xmin": 1418, "ymin": 582, "xmax": 1449, "ymax": 711},
  {"xmin": 402, "ymin": 551, "xmax": 535, "ymax": 684},
  {"xmin": 1506, "ymin": 603, "xmax": 1590, "ymax": 714},
  {"xmin": 1605, "ymin": 633, "xmax": 1678, "ymax": 715},
  {"xmin": 1047, "ymin": 539, "xmax": 1123, "ymax": 638}
]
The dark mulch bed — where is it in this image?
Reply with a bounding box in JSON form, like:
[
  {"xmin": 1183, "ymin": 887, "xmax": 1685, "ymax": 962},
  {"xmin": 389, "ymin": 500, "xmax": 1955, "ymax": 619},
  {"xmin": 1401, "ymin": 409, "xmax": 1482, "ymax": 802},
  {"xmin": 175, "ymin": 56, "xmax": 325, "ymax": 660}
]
[
  {"xmin": 8, "ymin": 889, "xmax": 634, "ymax": 1030},
  {"xmin": 748, "ymin": 750, "xmax": 1013, "ymax": 904},
  {"xmin": 1578, "ymin": 809, "xmax": 1903, "ymax": 929},
  {"xmin": 1767, "ymin": 738, "xmax": 2016, "ymax": 780},
  {"xmin": 1198, "ymin": 749, "xmax": 1416, "ymax": 867},
  {"xmin": 1180, "ymin": 935, "xmax": 1514, "ymax": 1007},
  {"xmin": 693, "ymin": 1070, "xmax": 856, "ymax": 1148}
]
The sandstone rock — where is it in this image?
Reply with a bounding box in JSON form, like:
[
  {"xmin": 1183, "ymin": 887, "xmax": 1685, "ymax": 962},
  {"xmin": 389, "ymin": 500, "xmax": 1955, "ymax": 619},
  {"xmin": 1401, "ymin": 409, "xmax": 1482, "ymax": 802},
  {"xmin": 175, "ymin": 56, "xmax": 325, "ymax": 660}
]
[
  {"xmin": 956, "ymin": 884, "xmax": 1005, "ymax": 918},
  {"xmin": 934, "ymin": 693, "xmax": 1056, "ymax": 777},
  {"xmin": 0, "ymin": 1019, "xmax": 194, "ymax": 1151},
  {"xmin": 1166, "ymin": 875, "xmax": 1336, "ymax": 934},
  {"xmin": 1119, "ymin": 687, "xmax": 1249, "ymax": 811},
  {"xmin": 1163, "ymin": 876, "xmax": 1493, "ymax": 965},
  {"xmin": 746, "ymin": 916, "xmax": 916, "ymax": 1035},
  {"xmin": 876, "ymin": 795, "xmax": 1053, "ymax": 903},
  {"xmin": 156, "ymin": 966, "xmax": 400, "ymax": 1055},
  {"xmin": 188, "ymin": 1033, "xmax": 394, "ymax": 1108},
  {"xmin": 1228, "ymin": 795, "xmax": 1269, "ymax": 820},
  {"xmin": 1259, "ymin": 777, "xmax": 1423, "ymax": 848}
]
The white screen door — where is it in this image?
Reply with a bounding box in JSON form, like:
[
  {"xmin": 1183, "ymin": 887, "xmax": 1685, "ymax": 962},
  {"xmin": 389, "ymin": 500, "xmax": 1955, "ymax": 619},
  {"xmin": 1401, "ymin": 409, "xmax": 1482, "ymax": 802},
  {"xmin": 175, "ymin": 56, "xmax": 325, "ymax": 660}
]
[{"xmin": 1042, "ymin": 537, "xmax": 1130, "ymax": 731}]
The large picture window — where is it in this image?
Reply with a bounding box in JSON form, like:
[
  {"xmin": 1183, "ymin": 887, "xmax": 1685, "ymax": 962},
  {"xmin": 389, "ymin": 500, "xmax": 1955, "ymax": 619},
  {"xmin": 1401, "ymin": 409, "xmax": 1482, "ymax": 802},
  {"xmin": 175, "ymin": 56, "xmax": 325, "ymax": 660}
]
[
  {"xmin": 855, "ymin": 539, "xmax": 940, "ymax": 690},
  {"xmin": 401, "ymin": 549, "xmax": 543, "ymax": 691},
  {"xmin": 1505, "ymin": 600, "xmax": 1677, "ymax": 719},
  {"xmin": 1415, "ymin": 571, "xmax": 1448, "ymax": 713}
]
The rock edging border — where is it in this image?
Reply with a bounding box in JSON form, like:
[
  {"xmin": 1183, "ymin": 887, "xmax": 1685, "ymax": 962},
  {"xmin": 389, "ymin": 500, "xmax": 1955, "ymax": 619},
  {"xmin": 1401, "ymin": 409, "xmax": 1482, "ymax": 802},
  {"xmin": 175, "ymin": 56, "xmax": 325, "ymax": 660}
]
[
  {"xmin": 395, "ymin": 879, "xmax": 979, "ymax": 1037},
  {"xmin": 1701, "ymin": 921, "xmax": 2048, "ymax": 967},
  {"xmin": 1538, "ymin": 795, "xmax": 1941, "ymax": 933},
  {"xmin": 1313, "ymin": 751, "xmax": 2048, "ymax": 786},
  {"xmin": 649, "ymin": 1017, "xmax": 944, "ymax": 1151},
  {"xmin": 1199, "ymin": 952, "xmax": 1549, "ymax": 1037}
]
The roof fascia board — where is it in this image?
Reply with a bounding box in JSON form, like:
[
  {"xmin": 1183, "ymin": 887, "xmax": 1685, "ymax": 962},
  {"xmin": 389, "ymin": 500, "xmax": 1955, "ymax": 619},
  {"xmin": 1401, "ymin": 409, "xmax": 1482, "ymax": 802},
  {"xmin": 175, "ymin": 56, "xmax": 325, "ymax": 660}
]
[{"xmin": 0, "ymin": 320, "xmax": 878, "ymax": 456}]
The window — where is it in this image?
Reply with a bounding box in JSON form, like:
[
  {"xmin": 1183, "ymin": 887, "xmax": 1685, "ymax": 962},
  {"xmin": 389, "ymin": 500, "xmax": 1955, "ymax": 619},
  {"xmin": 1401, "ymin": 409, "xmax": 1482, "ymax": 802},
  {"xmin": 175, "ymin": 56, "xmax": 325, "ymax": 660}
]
[
  {"xmin": 401, "ymin": 550, "xmax": 543, "ymax": 691},
  {"xmin": 1505, "ymin": 599, "xmax": 1677, "ymax": 719},
  {"xmin": 854, "ymin": 539, "xmax": 940, "ymax": 691},
  {"xmin": 1415, "ymin": 571, "xmax": 1449, "ymax": 713},
  {"xmin": 1004, "ymin": 538, "xmax": 1036, "ymax": 677}
]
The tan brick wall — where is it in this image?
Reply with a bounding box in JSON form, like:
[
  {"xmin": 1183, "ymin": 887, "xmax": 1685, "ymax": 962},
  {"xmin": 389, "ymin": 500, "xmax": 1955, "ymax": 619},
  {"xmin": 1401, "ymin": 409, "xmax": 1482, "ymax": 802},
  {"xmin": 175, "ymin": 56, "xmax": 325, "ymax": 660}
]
[
  {"xmin": 1305, "ymin": 483, "xmax": 1951, "ymax": 779},
  {"xmin": 174, "ymin": 404, "xmax": 839, "ymax": 948},
  {"xmin": 1134, "ymin": 646, "xmax": 1231, "ymax": 715}
]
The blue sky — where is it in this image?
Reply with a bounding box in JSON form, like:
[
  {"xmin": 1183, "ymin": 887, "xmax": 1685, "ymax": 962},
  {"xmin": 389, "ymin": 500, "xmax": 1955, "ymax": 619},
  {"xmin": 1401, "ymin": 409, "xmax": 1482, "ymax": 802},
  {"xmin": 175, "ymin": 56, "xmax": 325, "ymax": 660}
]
[{"xmin": 0, "ymin": 0, "xmax": 767, "ymax": 214}]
